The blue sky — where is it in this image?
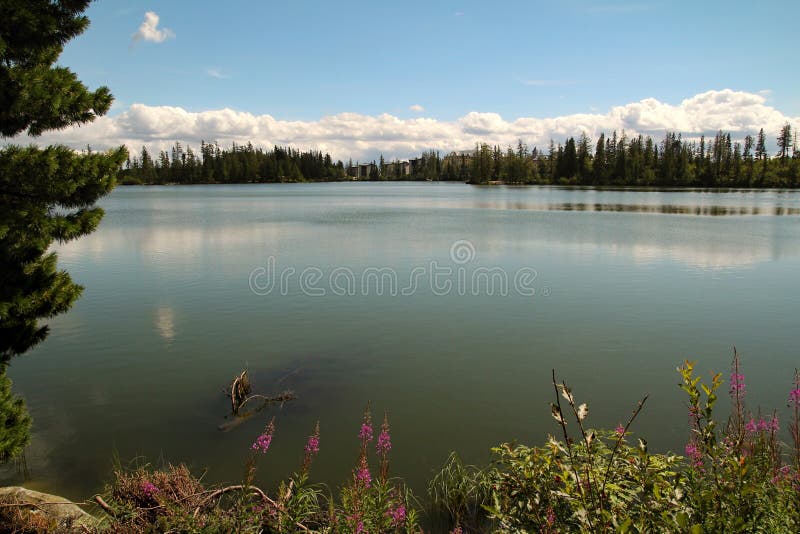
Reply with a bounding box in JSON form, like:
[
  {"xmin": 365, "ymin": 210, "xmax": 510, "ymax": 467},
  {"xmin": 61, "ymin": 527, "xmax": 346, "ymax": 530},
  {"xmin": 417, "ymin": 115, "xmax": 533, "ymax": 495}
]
[{"xmin": 39, "ymin": 0, "xmax": 800, "ymax": 160}]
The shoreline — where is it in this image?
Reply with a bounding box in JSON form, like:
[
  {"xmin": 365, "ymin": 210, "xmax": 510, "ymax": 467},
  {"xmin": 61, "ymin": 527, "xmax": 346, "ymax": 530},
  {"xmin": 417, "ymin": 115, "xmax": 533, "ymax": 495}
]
[{"xmin": 115, "ymin": 180, "xmax": 800, "ymax": 192}]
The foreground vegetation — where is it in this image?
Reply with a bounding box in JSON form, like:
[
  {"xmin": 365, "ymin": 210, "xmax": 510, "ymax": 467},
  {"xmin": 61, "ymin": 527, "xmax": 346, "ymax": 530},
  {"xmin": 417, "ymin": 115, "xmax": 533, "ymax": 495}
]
[{"xmin": 3, "ymin": 352, "xmax": 798, "ymax": 533}]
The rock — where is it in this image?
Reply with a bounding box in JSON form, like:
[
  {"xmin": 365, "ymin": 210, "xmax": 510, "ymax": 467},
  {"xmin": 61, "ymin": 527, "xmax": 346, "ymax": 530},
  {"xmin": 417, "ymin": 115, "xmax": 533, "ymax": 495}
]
[{"xmin": 0, "ymin": 486, "xmax": 102, "ymax": 531}]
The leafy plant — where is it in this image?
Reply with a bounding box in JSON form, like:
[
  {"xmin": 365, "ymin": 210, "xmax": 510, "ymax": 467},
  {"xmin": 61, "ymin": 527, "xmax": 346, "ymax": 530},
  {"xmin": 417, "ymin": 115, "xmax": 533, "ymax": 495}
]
[{"xmin": 427, "ymin": 451, "xmax": 492, "ymax": 532}]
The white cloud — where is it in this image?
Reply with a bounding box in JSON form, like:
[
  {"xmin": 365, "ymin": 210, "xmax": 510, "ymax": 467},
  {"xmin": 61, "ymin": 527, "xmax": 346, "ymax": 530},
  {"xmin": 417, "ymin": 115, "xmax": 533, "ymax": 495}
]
[
  {"xmin": 409, "ymin": 104, "xmax": 424, "ymax": 112},
  {"xmin": 206, "ymin": 68, "xmax": 230, "ymax": 79},
  {"xmin": 13, "ymin": 89, "xmax": 799, "ymax": 162},
  {"xmin": 132, "ymin": 12, "xmax": 174, "ymax": 44}
]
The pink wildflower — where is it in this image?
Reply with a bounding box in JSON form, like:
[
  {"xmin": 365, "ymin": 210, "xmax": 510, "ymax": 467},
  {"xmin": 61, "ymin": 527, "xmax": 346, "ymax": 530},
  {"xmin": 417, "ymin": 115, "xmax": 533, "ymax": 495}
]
[
  {"xmin": 789, "ymin": 388, "xmax": 800, "ymax": 407},
  {"xmin": 729, "ymin": 372, "xmax": 746, "ymax": 396},
  {"xmin": 359, "ymin": 422, "xmax": 373, "ymax": 443},
  {"xmin": 377, "ymin": 422, "xmax": 392, "ymax": 455},
  {"xmin": 353, "ymin": 451, "xmax": 372, "ymax": 488},
  {"xmin": 754, "ymin": 416, "xmax": 778, "ymax": 432},
  {"xmin": 305, "ymin": 434, "xmax": 320, "ymax": 455},
  {"xmin": 305, "ymin": 422, "xmax": 320, "ymax": 456},
  {"xmin": 302, "ymin": 420, "xmax": 321, "ymax": 473},
  {"xmin": 346, "ymin": 513, "xmax": 364, "ymax": 533},
  {"xmin": 685, "ymin": 442, "xmax": 702, "ymax": 468},
  {"xmin": 140, "ymin": 481, "xmax": 159, "ymax": 498},
  {"xmin": 546, "ymin": 506, "xmax": 556, "ymax": 526},
  {"xmin": 359, "ymin": 406, "xmax": 373, "ymax": 445},
  {"xmin": 252, "ymin": 417, "xmax": 275, "ymax": 453},
  {"xmin": 387, "ymin": 503, "xmax": 406, "ymax": 526},
  {"xmin": 769, "ymin": 414, "xmax": 780, "ymax": 432},
  {"xmin": 356, "ymin": 464, "xmax": 372, "ymax": 487},
  {"xmin": 772, "ymin": 465, "xmax": 792, "ymax": 485},
  {"xmin": 745, "ymin": 417, "xmax": 757, "ymax": 433},
  {"xmin": 615, "ymin": 423, "xmax": 625, "ymax": 437}
]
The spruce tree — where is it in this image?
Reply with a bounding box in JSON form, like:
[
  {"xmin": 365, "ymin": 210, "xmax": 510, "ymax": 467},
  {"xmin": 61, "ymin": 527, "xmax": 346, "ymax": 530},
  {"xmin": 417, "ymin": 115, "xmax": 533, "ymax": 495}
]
[
  {"xmin": 777, "ymin": 123, "xmax": 792, "ymax": 162},
  {"xmin": 1, "ymin": 0, "xmax": 127, "ymax": 360},
  {"xmin": 0, "ymin": 0, "xmax": 126, "ymax": 460},
  {"xmin": 755, "ymin": 128, "xmax": 768, "ymax": 183},
  {"xmin": 0, "ymin": 371, "xmax": 31, "ymax": 462}
]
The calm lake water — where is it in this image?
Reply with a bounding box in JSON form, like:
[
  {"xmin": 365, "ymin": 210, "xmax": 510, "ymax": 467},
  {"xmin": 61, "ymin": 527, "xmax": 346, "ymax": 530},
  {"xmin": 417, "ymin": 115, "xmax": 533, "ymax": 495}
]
[{"xmin": 3, "ymin": 183, "xmax": 800, "ymax": 500}]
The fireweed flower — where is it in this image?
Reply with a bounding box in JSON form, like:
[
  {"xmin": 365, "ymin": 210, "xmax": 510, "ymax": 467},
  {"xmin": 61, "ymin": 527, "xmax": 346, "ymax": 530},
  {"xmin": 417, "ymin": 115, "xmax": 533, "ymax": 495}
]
[
  {"xmin": 305, "ymin": 434, "xmax": 320, "ymax": 455},
  {"xmin": 729, "ymin": 372, "xmax": 746, "ymax": 396},
  {"xmin": 772, "ymin": 465, "xmax": 792, "ymax": 485},
  {"xmin": 745, "ymin": 417, "xmax": 758, "ymax": 433},
  {"xmin": 305, "ymin": 421, "xmax": 321, "ymax": 456},
  {"xmin": 685, "ymin": 442, "xmax": 703, "ymax": 468},
  {"xmin": 359, "ymin": 422, "xmax": 373, "ymax": 444},
  {"xmin": 301, "ymin": 421, "xmax": 321, "ymax": 473},
  {"xmin": 141, "ymin": 481, "xmax": 159, "ymax": 498},
  {"xmin": 359, "ymin": 423, "xmax": 373, "ymax": 443},
  {"xmin": 789, "ymin": 387, "xmax": 800, "ymax": 406},
  {"xmin": 252, "ymin": 417, "xmax": 275, "ymax": 453},
  {"xmin": 752, "ymin": 415, "xmax": 779, "ymax": 433},
  {"xmin": 769, "ymin": 414, "xmax": 779, "ymax": 432},
  {"xmin": 546, "ymin": 506, "xmax": 556, "ymax": 526},
  {"xmin": 377, "ymin": 417, "xmax": 392, "ymax": 455},
  {"xmin": 354, "ymin": 454, "xmax": 372, "ymax": 488},
  {"xmin": 387, "ymin": 503, "xmax": 407, "ymax": 526},
  {"xmin": 356, "ymin": 464, "xmax": 372, "ymax": 487},
  {"xmin": 615, "ymin": 423, "xmax": 625, "ymax": 437},
  {"xmin": 358, "ymin": 405, "xmax": 374, "ymax": 447}
]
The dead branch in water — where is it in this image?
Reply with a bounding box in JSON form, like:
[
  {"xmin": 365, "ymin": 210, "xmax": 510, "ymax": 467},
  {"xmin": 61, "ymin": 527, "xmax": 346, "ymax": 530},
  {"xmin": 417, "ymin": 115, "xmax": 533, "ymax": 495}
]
[
  {"xmin": 228, "ymin": 369, "xmax": 251, "ymax": 415},
  {"xmin": 218, "ymin": 390, "xmax": 296, "ymax": 432},
  {"xmin": 226, "ymin": 369, "xmax": 295, "ymax": 416},
  {"xmin": 237, "ymin": 390, "xmax": 296, "ymax": 411},
  {"xmin": 223, "ymin": 368, "xmax": 297, "ymax": 430}
]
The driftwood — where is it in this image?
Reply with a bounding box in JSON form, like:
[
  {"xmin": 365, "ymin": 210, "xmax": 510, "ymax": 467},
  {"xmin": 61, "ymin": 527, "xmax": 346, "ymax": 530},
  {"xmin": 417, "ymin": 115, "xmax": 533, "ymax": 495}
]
[
  {"xmin": 222, "ymin": 368, "xmax": 296, "ymax": 431},
  {"xmin": 93, "ymin": 495, "xmax": 116, "ymax": 517},
  {"xmin": 237, "ymin": 391, "xmax": 296, "ymax": 411},
  {"xmin": 191, "ymin": 484, "xmax": 311, "ymax": 532},
  {"xmin": 218, "ymin": 390, "xmax": 296, "ymax": 432},
  {"xmin": 227, "ymin": 369, "xmax": 297, "ymax": 415},
  {"xmin": 95, "ymin": 486, "xmax": 310, "ymax": 532},
  {"xmin": 229, "ymin": 369, "xmax": 251, "ymax": 415}
]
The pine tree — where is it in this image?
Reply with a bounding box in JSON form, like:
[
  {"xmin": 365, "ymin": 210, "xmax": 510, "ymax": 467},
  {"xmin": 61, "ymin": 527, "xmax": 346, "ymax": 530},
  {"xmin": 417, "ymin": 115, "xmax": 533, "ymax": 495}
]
[
  {"xmin": 0, "ymin": 372, "xmax": 31, "ymax": 462},
  {"xmin": 561, "ymin": 137, "xmax": 578, "ymax": 180},
  {"xmin": 593, "ymin": 133, "xmax": 606, "ymax": 184},
  {"xmin": 755, "ymin": 128, "xmax": 768, "ymax": 182},
  {"xmin": 777, "ymin": 123, "xmax": 792, "ymax": 162},
  {"xmin": 1, "ymin": 2, "xmax": 127, "ymax": 360}
]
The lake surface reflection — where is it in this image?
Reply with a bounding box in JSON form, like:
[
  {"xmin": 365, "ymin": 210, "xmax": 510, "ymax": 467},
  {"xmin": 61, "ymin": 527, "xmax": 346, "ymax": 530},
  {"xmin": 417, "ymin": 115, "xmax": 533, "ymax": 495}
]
[{"xmin": 4, "ymin": 183, "xmax": 800, "ymax": 500}]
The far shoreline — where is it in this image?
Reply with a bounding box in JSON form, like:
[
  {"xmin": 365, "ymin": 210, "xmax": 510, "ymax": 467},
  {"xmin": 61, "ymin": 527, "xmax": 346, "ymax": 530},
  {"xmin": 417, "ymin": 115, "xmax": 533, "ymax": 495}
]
[{"xmin": 115, "ymin": 180, "xmax": 800, "ymax": 193}]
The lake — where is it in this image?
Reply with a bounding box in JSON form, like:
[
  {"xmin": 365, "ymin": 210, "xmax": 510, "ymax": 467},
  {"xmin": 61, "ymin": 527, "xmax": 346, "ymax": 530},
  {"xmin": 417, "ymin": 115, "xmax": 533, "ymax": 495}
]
[{"xmin": 3, "ymin": 183, "xmax": 800, "ymax": 501}]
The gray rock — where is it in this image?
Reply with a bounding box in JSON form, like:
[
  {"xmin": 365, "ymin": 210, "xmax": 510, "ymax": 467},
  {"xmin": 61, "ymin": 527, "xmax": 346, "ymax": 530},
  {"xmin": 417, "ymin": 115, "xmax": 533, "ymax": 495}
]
[{"xmin": 0, "ymin": 486, "xmax": 102, "ymax": 531}]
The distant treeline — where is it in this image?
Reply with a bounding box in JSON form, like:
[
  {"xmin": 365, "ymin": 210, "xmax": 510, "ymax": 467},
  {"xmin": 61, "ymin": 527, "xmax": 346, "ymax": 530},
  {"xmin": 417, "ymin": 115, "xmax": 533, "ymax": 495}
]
[
  {"xmin": 120, "ymin": 124, "xmax": 799, "ymax": 187},
  {"xmin": 120, "ymin": 141, "xmax": 346, "ymax": 184},
  {"xmin": 459, "ymin": 125, "xmax": 798, "ymax": 187}
]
